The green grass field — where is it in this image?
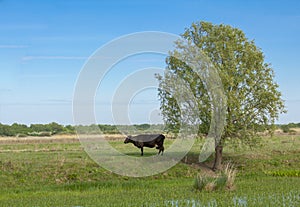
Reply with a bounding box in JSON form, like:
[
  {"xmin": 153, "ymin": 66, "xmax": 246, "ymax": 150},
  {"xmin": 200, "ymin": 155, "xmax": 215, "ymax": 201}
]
[{"xmin": 0, "ymin": 135, "xmax": 299, "ymax": 206}]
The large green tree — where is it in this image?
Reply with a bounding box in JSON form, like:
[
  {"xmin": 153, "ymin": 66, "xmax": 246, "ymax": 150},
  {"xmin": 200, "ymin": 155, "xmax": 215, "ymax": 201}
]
[{"xmin": 157, "ymin": 21, "xmax": 285, "ymax": 170}]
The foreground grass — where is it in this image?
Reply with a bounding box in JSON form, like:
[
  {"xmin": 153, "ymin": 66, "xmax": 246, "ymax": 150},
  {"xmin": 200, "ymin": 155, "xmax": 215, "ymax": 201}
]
[
  {"xmin": 0, "ymin": 135, "xmax": 299, "ymax": 206},
  {"xmin": 1, "ymin": 177, "xmax": 299, "ymax": 206}
]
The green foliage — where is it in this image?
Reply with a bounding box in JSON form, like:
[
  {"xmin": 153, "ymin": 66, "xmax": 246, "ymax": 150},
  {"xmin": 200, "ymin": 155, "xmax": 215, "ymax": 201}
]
[
  {"xmin": 0, "ymin": 123, "xmax": 33, "ymax": 136},
  {"xmin": 98, "ymin": 124, "xmax": 119, "ymax": 134},
  {"xmin": 28, "ymin": 131, "xmax": 52, "ymax": 137},
  {"xmin": 64, "ymin": 125, "xmax": 76, "ymax": 134},
  {"xmin": 0, "ymin": 122, "xmax": 74, "ymax": 137},
  {"xmin": 30, "ymin": 122, "xmax": 65, "ymax": 135},
  {"xmin": 133, "ymin": 123, "xmax": 150, "ymax": 130},
  {"xmin": 281, "ymin": 125, "xmax": 291, "ymax": 133},
  {"xmin": 0, "ymin": 123, "xmax": 14, "ymax": 136},
  {"xmin": 157, "ymin": 21, "xmax": 286, "ymax": 143},
  {"xmin": 279, "ymin": 122, "xmax": 300, "ymax": 133}
]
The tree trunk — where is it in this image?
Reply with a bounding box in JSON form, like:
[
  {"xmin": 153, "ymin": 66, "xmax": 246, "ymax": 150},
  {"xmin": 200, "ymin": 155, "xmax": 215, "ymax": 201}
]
[{"xmin": 212, "ymin": 145, "xmax": 223, "ymax": 171}]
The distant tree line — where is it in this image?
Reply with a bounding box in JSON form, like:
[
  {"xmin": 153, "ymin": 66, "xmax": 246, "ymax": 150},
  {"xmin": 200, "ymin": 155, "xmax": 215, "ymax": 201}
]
[
  {"xmin": 0, "ymin": 122, "xmax": 75, "ymax": 137},
  {"xmin": 0, "ymin": 122, "xmax": 298, "ymax": 137},
  {"xmin": 74, "ymin": 124, "xmax": 164, "ymax": 135},
  {"xmin": 0, "ymin": 122, "xmax": 166, "ymax": 137},
  {"xmin": 276, "ymin": 123, "xmax": 300, "ymax": 133}
]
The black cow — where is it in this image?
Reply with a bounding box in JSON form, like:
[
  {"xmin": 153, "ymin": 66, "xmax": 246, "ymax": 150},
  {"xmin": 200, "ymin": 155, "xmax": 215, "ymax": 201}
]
[{"xmin": 124, "ymin": 134, "xmax": 165, "ymax": 156}]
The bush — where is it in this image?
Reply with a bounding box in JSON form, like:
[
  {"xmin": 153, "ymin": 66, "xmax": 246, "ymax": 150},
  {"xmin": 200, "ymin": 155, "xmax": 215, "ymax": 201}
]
[
  {"xmin": 194, "ymin": 174, "xmax": 215, "ymax": 191},
  {"xmin": 28, "ymin": 131, "xmax": 52, "ymax": 137},
  {"xmin": 280, "ymin": 123, "xmax": 299, "ymax": 134},
  {"xmin": 194, "ymin": 163, "xmax": 237, "ymax": 192}
]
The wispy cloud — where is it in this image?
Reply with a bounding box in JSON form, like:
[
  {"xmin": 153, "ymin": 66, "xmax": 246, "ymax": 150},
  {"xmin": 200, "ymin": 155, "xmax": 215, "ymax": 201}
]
[
  {"xmin": 0, "ymin": 24, "xmax": 47, "ymax": 30},
  {"xmin": 0, "ymin": 88, "xmax": 12, "ymax": 93},
  {"xmin": 131, "ymin": 58, "xmax": 165, "ymax": 63},
  {"xmin": 43, "ymin": 99, "xmax": 71, "ymax": 103},
  {"xmin": 42, "ymin": 99, "xmax": 72, "ymax": 105},
  {"xmin": 0, "ymin": 45, "xmax": 28, "ymax": 49},
  {"xmin": 22, "ymin": 56, "xmax": 88, "ymax": 61},
  {"xmin": 0, "ymin": 99, "xmax": 72, "ymax": 106},
  {"xmin": 22, "ymin": 55, "xmax": 114, "ymax": 61}
]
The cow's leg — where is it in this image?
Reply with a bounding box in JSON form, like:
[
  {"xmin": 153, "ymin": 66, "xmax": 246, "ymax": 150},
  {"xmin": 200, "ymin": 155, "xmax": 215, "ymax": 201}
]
[
  {"xmin": 158, "ymin": 146, "xmax": 164, "ymax": 155},
  {"xmin": 141, "ymin": 147, "xmax": 143, "ymax": 156},
  {"xmin": 160, "ymin": 146, "xmax": 164, "ymax": 155},
  {"xmin": 157, "ymin": 145, "xmax": 161, "ymax": 155}
]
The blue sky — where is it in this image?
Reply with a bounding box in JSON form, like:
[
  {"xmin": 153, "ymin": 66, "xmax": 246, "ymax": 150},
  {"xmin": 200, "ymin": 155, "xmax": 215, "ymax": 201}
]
[{"xmin": 0, "ymin": 0, "xmax": 299, "ymax": 125}]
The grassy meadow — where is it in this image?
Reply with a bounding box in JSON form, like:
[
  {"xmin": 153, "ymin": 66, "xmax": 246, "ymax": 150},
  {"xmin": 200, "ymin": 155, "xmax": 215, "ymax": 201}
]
[{"xmin": 0, "ymin": 134, "xmax": 299, "ymax": 206}]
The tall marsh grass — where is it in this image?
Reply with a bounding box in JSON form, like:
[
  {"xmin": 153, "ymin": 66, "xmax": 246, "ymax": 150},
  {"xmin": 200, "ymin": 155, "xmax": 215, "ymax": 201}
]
[{"xmin": 194, "ymin": 162, "xmax": 237, "ymax": 191}]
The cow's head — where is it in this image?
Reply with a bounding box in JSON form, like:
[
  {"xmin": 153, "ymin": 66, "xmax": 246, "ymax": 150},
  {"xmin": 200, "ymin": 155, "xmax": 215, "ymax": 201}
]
[{"xmin": 124, "ymin": 136, "xmax": 132, "ymax": 144}]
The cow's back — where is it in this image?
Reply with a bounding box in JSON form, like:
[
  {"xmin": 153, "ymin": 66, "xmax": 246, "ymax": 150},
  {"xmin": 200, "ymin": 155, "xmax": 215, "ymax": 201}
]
[{"xmin": 132, "ymin": 134, "xmax": 164, "ymax": 143}]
